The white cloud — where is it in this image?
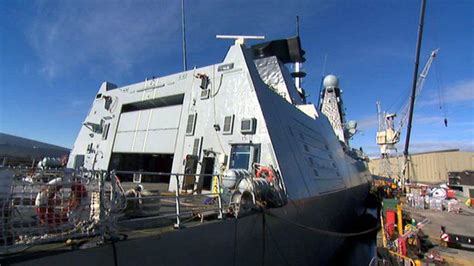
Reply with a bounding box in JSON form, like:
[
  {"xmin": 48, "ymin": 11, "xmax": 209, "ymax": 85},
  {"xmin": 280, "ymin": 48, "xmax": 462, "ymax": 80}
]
[
  {"xmin": 26, "ymin": 1, "xmax": 181, "ymax": 80},
  {"xmin": 419, "ymin": 79, "xmax": 474, "ymax": 107},
  {"xmin": 23, "ymin": 1, "xmax": 337, "ymax": 81},
  {"xmin": 355, "ymin": 113, "xmax": 447, "ymax": 131},
  {"xmin": 409, "ymin": 140, "xmax": 474, "ymax": 153},
  {"xmin": 364, "ymin": 139, "xmax": 474, "ymax": 159},
  {"xmin": 356, "ymin": 114, "xmax": 378, "ymax": 130},
  {"xmin": 412, "ymin": 115, "xmax": 445, "ymax": 125}
]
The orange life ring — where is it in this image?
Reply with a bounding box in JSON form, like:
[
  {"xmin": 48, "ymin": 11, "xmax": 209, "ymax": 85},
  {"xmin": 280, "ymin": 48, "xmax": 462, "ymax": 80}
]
[
  {"xmin": 256, "ymin": 166, "xmax": 275, "ymax": 183},
  {"xmin": 35, "ymin": 178, "xmax": 87, "ymax": 226}
]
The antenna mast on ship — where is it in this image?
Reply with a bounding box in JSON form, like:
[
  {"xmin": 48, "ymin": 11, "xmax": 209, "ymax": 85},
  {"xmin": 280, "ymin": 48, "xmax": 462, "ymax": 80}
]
[
  {"xmin": 181, "ymin": 0, "xmax": 188, "ymax": 71},
  {"xmin": 292, "ymin": 16, "xmax": 307, "ymax": 103}
]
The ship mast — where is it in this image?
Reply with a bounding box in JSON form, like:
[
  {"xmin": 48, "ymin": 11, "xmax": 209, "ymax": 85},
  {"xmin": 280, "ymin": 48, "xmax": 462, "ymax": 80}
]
[
  {"xmin": 294, "ymin": 16, "xmax": 302, "ymax": 91},
  {"xmin": 292, "ymin": 16, "xmax": 307, "ymax": 103},
  {"xmin": 181, "ymin": 0, "xmax": 188, "ymax": 71},
  {"xmin": 402, "ymin": 0, "xmax": 427, "ymax": 190}
]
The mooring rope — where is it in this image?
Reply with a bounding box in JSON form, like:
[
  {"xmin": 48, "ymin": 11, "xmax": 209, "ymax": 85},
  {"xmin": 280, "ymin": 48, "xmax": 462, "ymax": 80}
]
[{"xmin": 263, "ymin": 210, "xmax": 380, "ymax": 238}]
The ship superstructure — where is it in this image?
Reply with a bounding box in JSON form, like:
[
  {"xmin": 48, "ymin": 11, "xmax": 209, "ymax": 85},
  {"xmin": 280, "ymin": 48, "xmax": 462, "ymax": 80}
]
[{"xmin": 68, "ymin": 37, "xmax": 370, "ymax": 198}]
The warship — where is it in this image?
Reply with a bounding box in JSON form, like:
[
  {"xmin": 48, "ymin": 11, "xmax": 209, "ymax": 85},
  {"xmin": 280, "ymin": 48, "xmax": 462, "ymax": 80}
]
[{"xmin": 1, "ymin": 35, "xmax": 374, "ymax": 265}]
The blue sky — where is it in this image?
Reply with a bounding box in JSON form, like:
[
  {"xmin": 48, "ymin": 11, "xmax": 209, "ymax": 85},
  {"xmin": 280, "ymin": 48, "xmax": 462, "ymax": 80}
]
[{"xmin": 0, "ymin": 0, "xmax": 473, "ymax": 157}]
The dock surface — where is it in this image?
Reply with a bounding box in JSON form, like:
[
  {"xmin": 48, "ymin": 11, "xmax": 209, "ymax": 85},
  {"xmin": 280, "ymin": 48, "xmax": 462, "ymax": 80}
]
[{"xmin": 404, "ymin": 204, "xmax": 474, "ymax": 265}]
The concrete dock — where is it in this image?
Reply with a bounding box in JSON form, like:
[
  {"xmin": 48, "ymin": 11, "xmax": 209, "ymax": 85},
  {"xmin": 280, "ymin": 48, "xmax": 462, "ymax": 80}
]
[{"xmin": 404, "ymin": 203, "xmax": 474, "ymax": 266}]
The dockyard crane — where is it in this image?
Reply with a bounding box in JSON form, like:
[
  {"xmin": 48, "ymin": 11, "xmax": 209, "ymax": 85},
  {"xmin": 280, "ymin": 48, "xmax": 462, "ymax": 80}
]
[
  {"xmin": 398, "ymin": 49, "xmax": 439, "ymax": 132},
  {"xmin": 376, "ymin": 49, "xmax": 439, "ymax": 179}
]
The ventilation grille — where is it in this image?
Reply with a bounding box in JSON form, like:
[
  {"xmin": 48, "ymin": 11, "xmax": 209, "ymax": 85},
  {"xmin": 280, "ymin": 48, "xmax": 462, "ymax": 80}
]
[
  {"xmin": 186, "ymin": 113, "xmax": 197, "ymax": 136},
  {"xmin": 192, "ymin": 138, "xmax": 200, "ymax": 156},
  {"xmin": 102, "ymin": 123, "xmax": 110, "ymax": 140},
  {"xmin": 218, "ymin": 63, "xmax": 234, "ymax": 72},
  {"xmin": 223, "ymin": 115, "xmax": 234, "ymax": 135},
  {"xmin": 241, "ymin": 118, "xmax": 256, "ymax": 134},
  {"xmin": 200, "ymin": 89, "xmax": 210, "ymax": 99}
]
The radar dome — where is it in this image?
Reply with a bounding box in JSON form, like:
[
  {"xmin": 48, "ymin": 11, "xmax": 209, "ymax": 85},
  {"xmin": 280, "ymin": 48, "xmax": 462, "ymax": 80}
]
[{"xmin": 323, "ymin": 74, "xmax": 339, "ymax": 88}]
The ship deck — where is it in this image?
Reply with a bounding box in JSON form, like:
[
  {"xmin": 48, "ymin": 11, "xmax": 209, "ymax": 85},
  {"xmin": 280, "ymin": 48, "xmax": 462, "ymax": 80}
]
[
  {"xmin": 1, "ymin": 177, "xmax": 225, "ymax": 262},
  {"xmin": 1, "ymin": 188, "xmax": 225, "ymax": 264}
]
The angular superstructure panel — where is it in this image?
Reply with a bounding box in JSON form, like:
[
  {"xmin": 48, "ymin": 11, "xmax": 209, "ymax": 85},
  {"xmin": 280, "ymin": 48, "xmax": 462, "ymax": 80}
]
[
  {"xmin": 67, "ymin": 38, "xmax": 370, "ymax": 198},
  {"xmin": 254, "ymin": 56, "xmax": 303, "ymax": 104}
]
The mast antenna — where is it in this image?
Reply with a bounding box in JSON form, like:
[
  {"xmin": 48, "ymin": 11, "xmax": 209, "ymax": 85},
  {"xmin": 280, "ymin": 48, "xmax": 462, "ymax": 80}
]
[
  {"xmin": 292, "ymin": 15, "xmax": 307, "ymax": 103},
  {"xmin": 181, "ymin": 0, "xmax": 187, "ymax": 71},
  {"xmin": 296, "ymin": 15, "xmax": 300, "ymax": 36}
]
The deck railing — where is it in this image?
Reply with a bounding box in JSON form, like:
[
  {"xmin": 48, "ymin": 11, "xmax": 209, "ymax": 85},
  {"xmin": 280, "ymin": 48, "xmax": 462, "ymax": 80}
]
[
  {"xmin": 0, "ymin": 169, "xmax": 107, "ymax": 254},
  {"xmin": 111, "ymin": 170, "xmax": 224, "ymax": 229},
  {"xmin": 0, "ymin": 168, "xmax": 227, "ymax": 255}
]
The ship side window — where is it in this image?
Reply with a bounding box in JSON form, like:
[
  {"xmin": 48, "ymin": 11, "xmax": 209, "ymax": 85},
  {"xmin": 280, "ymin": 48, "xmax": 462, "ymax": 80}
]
[
  {"xmin": 230, "ymin": 145, "xmax": 250, "ymax": 170},
  {"xmin": 229, "ymin": 144, "xmax": 260, "ymax": 171},
  {"xmin": 186, "ymin": 113, "xmax": 197, "ymax": 136}
]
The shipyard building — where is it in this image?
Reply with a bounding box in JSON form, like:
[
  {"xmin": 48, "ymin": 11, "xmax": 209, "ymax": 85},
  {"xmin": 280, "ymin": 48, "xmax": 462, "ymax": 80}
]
[
  {"xmin": 0, "ymin": 133, "xmax": 69, "ymax": 167},
  {"xmin": 368, "ymin": 149, "xmax": 474, "ymax": 184}
]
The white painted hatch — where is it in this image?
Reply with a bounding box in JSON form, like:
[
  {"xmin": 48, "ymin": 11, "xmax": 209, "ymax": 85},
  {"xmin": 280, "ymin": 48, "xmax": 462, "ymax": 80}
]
[{"xmin": 113, "ymin": 105, "xmax": 182, "ymax": 153}]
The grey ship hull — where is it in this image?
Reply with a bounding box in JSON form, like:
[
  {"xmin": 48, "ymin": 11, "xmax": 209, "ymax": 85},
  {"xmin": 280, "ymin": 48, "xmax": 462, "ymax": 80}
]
[{"xmin": 6, "ymin": 182, "xmax": 371, "ymax": 266}]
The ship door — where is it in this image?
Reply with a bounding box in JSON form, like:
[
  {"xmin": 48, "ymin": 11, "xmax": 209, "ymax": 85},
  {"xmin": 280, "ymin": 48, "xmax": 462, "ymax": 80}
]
[
  {"xmin": 199, "ymin": 157, "xmax": 215, "ymax": 192},
  {"xmin": 183, "ymin": 155, "xmax": 198, "ymax": 192}
]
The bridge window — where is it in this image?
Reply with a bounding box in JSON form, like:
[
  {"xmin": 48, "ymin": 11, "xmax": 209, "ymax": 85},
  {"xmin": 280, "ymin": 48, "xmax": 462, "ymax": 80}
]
[{"xmin": 229, "ymin": 144, "xmax": 260, "ymax": 171}]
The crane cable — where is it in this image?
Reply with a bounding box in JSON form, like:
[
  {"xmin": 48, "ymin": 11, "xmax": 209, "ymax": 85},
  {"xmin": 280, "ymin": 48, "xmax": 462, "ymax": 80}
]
[
  {"xmin": 430, "ymin": 2, "xmax": 448, "ymax": 127},
  {"xmin": 433, "ymin": 63, "xmax": 448, "ymax": 127}
]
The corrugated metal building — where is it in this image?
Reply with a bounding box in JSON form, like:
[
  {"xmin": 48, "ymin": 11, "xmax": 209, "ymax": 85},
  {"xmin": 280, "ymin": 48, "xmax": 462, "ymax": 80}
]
[{"xmin": 368, "ymin": 149, "xmax": 474, "ymax": 184}]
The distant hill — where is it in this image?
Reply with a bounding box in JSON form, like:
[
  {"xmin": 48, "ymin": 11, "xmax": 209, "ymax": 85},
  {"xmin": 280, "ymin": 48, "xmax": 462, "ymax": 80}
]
[{"xmin": 0, "ymin": 133, "xmax": 70, "ymax": 165}]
